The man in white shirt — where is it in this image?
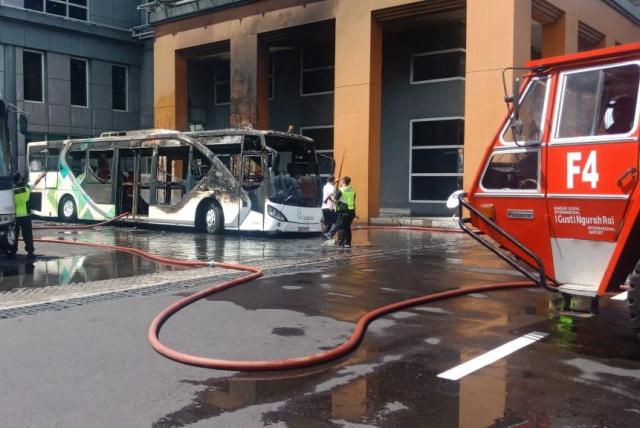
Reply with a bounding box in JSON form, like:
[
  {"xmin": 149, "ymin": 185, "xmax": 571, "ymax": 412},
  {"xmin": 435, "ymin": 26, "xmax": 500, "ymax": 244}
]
[{"xmin": 321, "ymin": 176, "xmax": 336, "ymax": 235}]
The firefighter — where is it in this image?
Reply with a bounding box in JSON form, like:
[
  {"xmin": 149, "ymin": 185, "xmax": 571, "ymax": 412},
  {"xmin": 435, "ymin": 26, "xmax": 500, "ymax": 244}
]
[
  {"xmin": 13, "ymin": 172, "xmax": 35, "ymax": 259},
  {"xmin": 336, "ymin": 176, "xmax": 356, "ymax": 248}
]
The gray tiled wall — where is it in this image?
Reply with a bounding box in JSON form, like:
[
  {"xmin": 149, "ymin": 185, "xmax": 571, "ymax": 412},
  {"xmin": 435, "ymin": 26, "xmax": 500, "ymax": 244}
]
[{"xmin": 0, "ymin": 2, "xmax": 153, "ymax": 173}]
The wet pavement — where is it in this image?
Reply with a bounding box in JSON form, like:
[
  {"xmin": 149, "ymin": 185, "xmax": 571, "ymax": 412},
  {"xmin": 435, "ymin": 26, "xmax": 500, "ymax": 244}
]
[{"xmin": 0, "ymin": 224, "xmax": 639, "ymax": 427}]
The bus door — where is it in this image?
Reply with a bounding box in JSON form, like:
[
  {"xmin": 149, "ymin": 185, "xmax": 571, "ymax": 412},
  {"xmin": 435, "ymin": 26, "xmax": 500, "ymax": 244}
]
[
  {"xmin": 83, "ymin": 143, "xmax": 115, "ymax": 207},
  {"xmin": 149, "ymin": 139, "xmax": 190, "ymax": 212},
  {"xmin": 117, "ymin": 145, "xmax": 137, "ymax": 216},
  {"xmin": 44, "ymin": 141, "xmax": 61, "ymax": 189},
  {"xmin": 475, "ymin": 76, "xmax": 553, "ymax": 273},
  {"xmin": 546, "ymin": 61, "xmax": 640, "ymax": 294},
  {"xmin": 240, "ymin": 136, "xmax": 266, "ymax": 230}
]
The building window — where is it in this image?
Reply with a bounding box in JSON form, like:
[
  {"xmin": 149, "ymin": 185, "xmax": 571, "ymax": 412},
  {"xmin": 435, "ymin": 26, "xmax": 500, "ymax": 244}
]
[
  {"xmin": 411, "ymin": 48, "xmax": 465, "ymax": 84},
  {"xmin": 301, "ymin": 126, "xmax": 334, "ymax": 179},
  {"xmin": 26, "ymin": 0, "xmax": 87, "ymax": 21},
  {"xmin": 24, "ymin": 0, "xmax": 44, "ymax": 11},
  {"xmin": 23, "ymin": 50, "xmax": 44, "ymax": 102},
  {"xmin": 112, "ymin": 65, "xmax": 127, "ymax": 111},
  {"xmin": 214, "ymin": 60, "xmax": 230, "ymax": 105},
  {"xmin": 300, "ymin": 44, "xmax": 335, "ymax": 96},
  {"xmin": 70, "ymin": 58, "xmax": 88, "ymax": 107},
  {"xmin": 409, "ymin": 118, "xmax": 464, "ymax": 203}
]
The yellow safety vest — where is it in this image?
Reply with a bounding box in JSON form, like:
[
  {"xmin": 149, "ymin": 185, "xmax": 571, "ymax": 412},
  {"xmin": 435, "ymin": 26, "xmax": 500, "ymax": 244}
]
[
  {"xmin": 14, "ymin": 185, "xmax": 31, "ymax": 218},
  {"xmin": 340, "ymin": 186, "xmax": 356, "ymax": 211}
]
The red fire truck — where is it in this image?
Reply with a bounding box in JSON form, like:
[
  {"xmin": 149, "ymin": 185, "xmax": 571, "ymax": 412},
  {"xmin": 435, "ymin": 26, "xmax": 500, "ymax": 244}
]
[{"xmin": 457, "ymin": 42, "xmax": 640, "ymax": 338}]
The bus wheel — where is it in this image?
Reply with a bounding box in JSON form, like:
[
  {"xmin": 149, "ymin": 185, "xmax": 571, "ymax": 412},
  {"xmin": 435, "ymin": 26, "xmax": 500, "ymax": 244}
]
[
  {"xmin": 627, "ymin": 260, "xmax": 640, "ymax": 340},
  {"xmin": 198, "ymin": 202, "xmax": 223, "ymax": 234},
  {"xmin": 59, "ymin": 196, "xmax": 77, "ymax": 221}
]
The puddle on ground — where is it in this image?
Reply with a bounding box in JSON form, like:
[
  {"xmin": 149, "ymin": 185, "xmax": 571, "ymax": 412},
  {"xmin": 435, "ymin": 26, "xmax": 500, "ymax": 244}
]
[{"xmin": 0, "ymin": 252, "xmax": 186, "ymax": 291}]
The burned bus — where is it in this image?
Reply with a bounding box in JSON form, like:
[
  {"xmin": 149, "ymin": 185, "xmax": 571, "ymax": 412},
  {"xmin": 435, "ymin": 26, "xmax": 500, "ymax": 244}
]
[{"xmin": 27, "ymin": 129, "xmax": 324, "ymax": 233}]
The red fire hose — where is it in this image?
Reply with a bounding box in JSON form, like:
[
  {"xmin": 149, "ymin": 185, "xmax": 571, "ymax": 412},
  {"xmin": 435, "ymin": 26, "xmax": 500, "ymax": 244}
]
[{"xmin": 33, "ymin": 218, "xmax": 536, "ymax": 371}]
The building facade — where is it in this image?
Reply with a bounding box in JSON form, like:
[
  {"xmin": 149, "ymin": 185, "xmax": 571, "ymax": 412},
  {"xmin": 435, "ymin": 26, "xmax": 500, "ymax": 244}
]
[
  {"xmin": 145, "ymin": 0, "xmax": 639, "ymax": 220},
  {"xmin": 0, "ymin": 0, "xmax": 155, "ymax": 173}
]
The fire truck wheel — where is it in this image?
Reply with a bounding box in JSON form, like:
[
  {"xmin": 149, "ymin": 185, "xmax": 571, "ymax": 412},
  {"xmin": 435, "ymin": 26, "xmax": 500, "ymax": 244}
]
[{"xmin": 627, "ymin": 260, "xmax": 640, "ymax": 340}]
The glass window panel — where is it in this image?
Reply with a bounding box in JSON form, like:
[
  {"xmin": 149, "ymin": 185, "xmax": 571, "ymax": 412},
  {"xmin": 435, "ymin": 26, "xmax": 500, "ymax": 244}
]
[
  {"xmin": 70, "ymin": 59, "xmax": 87, "ymax": 106},
  {"xmin": 268, "ymin": 54, "xmax": 274, "ymax": 100},
  {"xmin": 411, "ymin": 176, "xmax": 462, "ymax": 201},
  {"xmin": 412, "ymin": 120, "xmax": 464, "ymax": 147},
  {"xmin": 216, "ymin": 82, "xmax": 230, "ymax": 105},
  {"xmin": 317, "ymin": 151, "xmax": 334, "ymax": 178},
  {"xmin": 23, "ymin": 51, "xmax": 43, "ymax": 102},
  {"xmin": 112, "ymin": 65, "xmax": 127, "ymax": 111},
  {"xmin": 29, "ymin": 147, "xmax": 46, "ymax": 172},
  {"xmin": 69, "ymin": 0, "xmax": 87, "ymax": 6},
  {"xmin": 302, "ymin": 127, "xmax": 334, "ymax": 151},
  {"xmin": 88, "ymin": 151, "xmax": 113, "ymax": 183},
  {"xmin": 411, "ymin": 148, "xmax": 463, "ymax": 174},
  {"xmin": 68, "ymin": 5, "xmax": 87, "ymax": 20},
  {"xmin": 557, "ymin": 64, "xmax": 639, "ymax": 138},
  {"xmin": 414, "ymin": 24, "xmax": 465, "ymax": 53},
  {"xmin": 24, "ymin": 0, "xmax": 44, "ymax": 11},
  {"xmin": 46, "ymin": 1, "xmax": 66, "ymax": 16},
  {"xmin": 46, "ymin": 148, "xmax": 60, "ymax": 172},
  {"xmin": 66, "ymin": 147, "xmax": 86, "ymax": 178},
  {"xmin": 481, "ymin": 151, "xmax": 539, "ymax": 190},
  {"xmin": 302, "ymin": 69, "xmax": 334, "ymax": 94},
  {"xmin": 215, "ymin": 60, "xmax": 230, "ymax": 82},
  {"xmin": 502, "ymin": 78, "xmax": 548, "ymax": 143},
  {"xmin": 302, "ymin": 45, "xmax": 334, "ymax": 69},
  {"xmin": 413, "ymin": 51, "xmax": 465, "ymax": 82}
]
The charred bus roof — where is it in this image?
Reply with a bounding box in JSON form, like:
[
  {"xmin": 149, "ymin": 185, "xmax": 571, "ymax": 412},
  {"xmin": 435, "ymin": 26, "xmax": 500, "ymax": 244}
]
[{"xmin": 186, "ymin": 128, "xmax": 314, "ymax": 144}]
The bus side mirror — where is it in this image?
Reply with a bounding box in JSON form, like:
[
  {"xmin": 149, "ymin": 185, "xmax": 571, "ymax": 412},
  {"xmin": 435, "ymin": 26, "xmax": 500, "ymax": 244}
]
[{"xmin": 19, "ymin": 114, "xmax": 28, "ymax": 135}]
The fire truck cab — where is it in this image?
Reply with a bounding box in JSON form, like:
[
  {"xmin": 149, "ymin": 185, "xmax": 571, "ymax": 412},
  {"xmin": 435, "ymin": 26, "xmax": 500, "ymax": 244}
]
[{"xmin": 459, "ymin": 42, "xmax": 640, "ymax": 337}]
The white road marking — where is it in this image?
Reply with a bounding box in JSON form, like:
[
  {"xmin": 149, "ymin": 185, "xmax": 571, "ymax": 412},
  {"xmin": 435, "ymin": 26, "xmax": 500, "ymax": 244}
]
[
  {"xmin": 327, "ymin": 292, "xmax": 354, "ymax": 298},
  {"xmin": 612, "ymin": 291, "xmax": 628, "ymax": 301},
  {"xmin": 437, "ymin": 331, "xmax": 549, "ymax": 381}
]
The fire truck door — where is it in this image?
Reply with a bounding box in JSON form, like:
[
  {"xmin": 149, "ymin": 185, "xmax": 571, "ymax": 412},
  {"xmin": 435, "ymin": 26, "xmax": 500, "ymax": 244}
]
[
  {"xmin": 475, "ymin": 76, "xmax": 553, "ymax": 273},
  {"xmin": 546, "ymin": 61, "xmax": 640, "ymax": 293}
]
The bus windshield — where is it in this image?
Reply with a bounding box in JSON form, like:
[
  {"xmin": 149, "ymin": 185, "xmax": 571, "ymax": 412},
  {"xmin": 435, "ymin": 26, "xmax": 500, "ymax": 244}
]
[
  {"xmin": 264, "ymin": 136, "xmax": 322, "ymax": 208},
  {"xmin": 0, "ymin": 109, "xmax": 10, "ymax": 177}
]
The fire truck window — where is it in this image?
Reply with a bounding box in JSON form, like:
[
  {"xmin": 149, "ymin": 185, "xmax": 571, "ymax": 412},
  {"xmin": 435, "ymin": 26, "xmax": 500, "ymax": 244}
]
[
  {"xmin": 481, "ymin": 151, "xmax": 539, "ymax": 191},
  {"xmin": 557, "ymin": 64, "xmax": 639, "ymax": 138},
  {"xmin": 502, "ymin": 78, "xmax": 547, "ymax": 143}
]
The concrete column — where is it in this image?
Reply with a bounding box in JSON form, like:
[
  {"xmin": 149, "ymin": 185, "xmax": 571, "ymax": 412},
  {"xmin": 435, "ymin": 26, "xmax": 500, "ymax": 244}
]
[
  {"xmin": 333, "ymin": 3, "xmax": 382, "ymax": 222},
  {"xmin": 154, "ymin": 34, "xmax": 184, "ymax": 130},
  {"xmin": 463, "ymin": 0, "xmax": 532, "ymax": 191},
  {"xmin": 230, "ymin": 31, "xmax": 258, "ymax": 127}
]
